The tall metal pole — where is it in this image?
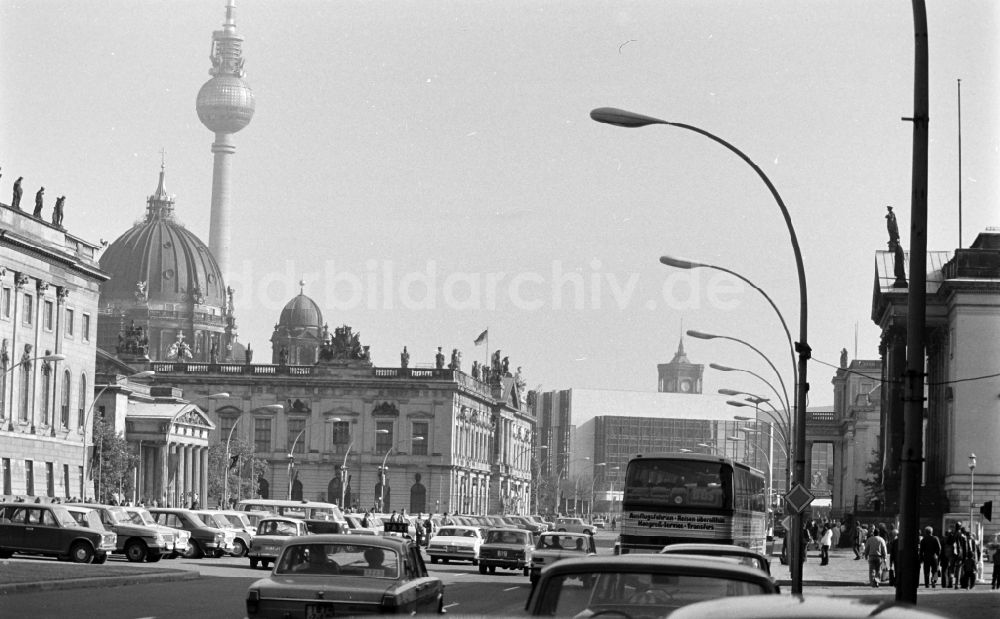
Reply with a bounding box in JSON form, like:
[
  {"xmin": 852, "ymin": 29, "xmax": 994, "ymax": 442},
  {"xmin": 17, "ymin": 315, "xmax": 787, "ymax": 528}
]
[
  {"xmin": 340, "ymin": 441, "xmax": 353, "ymax": 509},
  {"xmin": 896, "ymin": 0, "xmax": 929, "ymax": 603},
  {"xmin": 223, "ymin": 418, "xmax": 241, "ymax": 508}
]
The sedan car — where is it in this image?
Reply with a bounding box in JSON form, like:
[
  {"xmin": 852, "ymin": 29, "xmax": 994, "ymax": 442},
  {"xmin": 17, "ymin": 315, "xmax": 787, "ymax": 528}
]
[
  {"xmin": 69, "ymin": 502, "xmax": 172, "ymax": 563},
  {"xmin": 529, "ymin": 532, "xmax": 596, "ymax": 584},
  {"xmin": 249, "ymin": 516, "xmax": 309, "ymax": 570},
  {"xmin": 148, "ymin": 507, "xmax": 235, "ymax": 558},
  {"xmin": 245, "ymin": 534, "xmax": 444, "ymax": 617},
  {"xmin": 478, "ymin": 528, "xmax": 534, "ymax": 575},
  {"xmin": 660, "ymin": 543, "xmax": 773, "ymax": 575},
  {"xmin": 667, "ymin": 595, "xmax": 950, "ymax": 619},
  {"xmin": 552, "ymin": 517, "xmax": 595, "ymax": 535},
  {"xmin": 426, "ymin": 525, "xmax": 483, "ymax": 565},
  {"xmin": 124, "ymin": 506, "xmax": 190, "ymax": 559},
  {"xmin": 0, "ymin": 502, "xmax": 117, "ymax": 564},
  {"xmin": 524, "ymin": 555, "xmax": 779, "ymax": 617}
]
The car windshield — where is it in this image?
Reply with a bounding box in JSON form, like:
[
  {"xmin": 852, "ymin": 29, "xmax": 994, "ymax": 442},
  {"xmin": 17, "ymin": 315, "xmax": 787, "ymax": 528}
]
[
  {"xmin": 222, "ymin": 514, "xmax": 247, "ymax": 528},
  {"xmin": 436, "ymin": 527, "xmax": 471, "ymax": 537},
  {"xmin": 486, "ymin": 530, "xmax": 527, "ymax": 544},
  {"xmin": 536, "ymin": 570, "xmax": 770, "ymax": 617},
  {"xmin": 105, "ymin": 506, "xmax": 130, "ymax": 524},
  {"xmin": 199, "ymin": 513, "xmax": 231, "ymax": 529},
  {"xmin": 274, "ymin": 543, "xmax": 400, "ymax": 578},
  {"xmin": 126, "ymin": 509, "xmax": 157, "ymax": 526},
  {"xmin": 258, "ymin": 520, "xmax": 300, "ymax": 536},
  {"xmin": 538, "ymin": 535, "xmax": 587, "ymax": 550}
]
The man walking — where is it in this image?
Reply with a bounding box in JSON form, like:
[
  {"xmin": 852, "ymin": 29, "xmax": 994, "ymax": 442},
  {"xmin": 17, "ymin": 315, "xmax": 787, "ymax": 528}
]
[
  {"xmin": 853, "ymin": 522, "xmax": 867, "ymax": 560},
  {"xmin": 820, "ymin": 523, "xmax": 833, "ymax": 566},
  {"xmin": 864, "ymin": 529, "xmax": 888, "ymax": 588},
  {"xmin": 919, "ymin": 526, "xmax": 941, "ymax": 588}
]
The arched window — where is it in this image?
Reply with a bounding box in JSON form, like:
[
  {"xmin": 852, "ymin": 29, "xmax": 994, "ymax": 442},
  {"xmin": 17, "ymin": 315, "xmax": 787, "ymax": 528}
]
[
  {"xmin": 78, "ymin": 373, "xmax": 87, "ymax": 428},
  {"xmin": 62, "ymin": 369, "xmax": 71, "ymax": 427}
]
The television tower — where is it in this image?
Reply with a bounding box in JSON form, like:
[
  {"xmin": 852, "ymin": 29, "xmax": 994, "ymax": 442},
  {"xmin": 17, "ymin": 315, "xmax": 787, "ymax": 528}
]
[{"xmin": 196, "ymin": 0, "xmax": 255, "ymax": 281}]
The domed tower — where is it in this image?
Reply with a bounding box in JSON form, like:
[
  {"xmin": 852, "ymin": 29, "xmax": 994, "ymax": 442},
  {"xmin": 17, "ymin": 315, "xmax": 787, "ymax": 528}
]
[
  {"xmin": 271, "ymin": 282, "xmax": 324, "ymax": 364},
  {"xmin": 98, "ymin": 164, "xmax": 237, "ymax": 363},
  {"xmin": 657, "ymin": 333, "xmax": 704, "ymax": 394},
  {"xmin": 196, "ymin": 0, "xmax": 255, "ymax": 282}
]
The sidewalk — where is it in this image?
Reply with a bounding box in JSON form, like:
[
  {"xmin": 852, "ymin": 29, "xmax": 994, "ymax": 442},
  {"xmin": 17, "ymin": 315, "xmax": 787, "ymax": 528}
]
[{"xmin": 0, "ymin": 559, "xmax": 198, "ymax": 594}]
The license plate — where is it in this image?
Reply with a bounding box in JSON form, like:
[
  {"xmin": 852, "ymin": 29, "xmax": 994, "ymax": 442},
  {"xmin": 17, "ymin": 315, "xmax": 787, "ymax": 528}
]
[
  {"xmin": 448, "ymin": 546, "xmax": 456, "ymax": 552},
  {"xmin": 498, "ymin": 550, "xmax": 507, "ymax": 557},
  {"xmin": 305, "ymin": 603, "xmax": 336, "ymax": 619}
]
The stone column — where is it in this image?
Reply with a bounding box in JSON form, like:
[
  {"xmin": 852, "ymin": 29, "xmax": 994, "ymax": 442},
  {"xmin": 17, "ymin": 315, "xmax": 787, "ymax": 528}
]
[
  {"xmin": 883, "ymin": 327, "xmax": 907, "ymax": 512},
  {"xmin": 166, "ymin": 443, "xmax": 176, "ymax": 506},
  {"xmin": 181, "ymin": 444, "xmax": 191, "ymax": 507},
  {"xmin": 192, "ymin": 446, "xmax": 201, "ymax": 507},
  {"xmin": 201, "ymin": 447, "xmax": 209, "ymax": 508}
]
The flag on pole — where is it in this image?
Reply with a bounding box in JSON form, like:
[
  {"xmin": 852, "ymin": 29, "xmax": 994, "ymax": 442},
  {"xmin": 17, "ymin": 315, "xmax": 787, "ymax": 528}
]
[{"xmin": 474, "ymin": 329, "xmax": 488, "ymax": 346}]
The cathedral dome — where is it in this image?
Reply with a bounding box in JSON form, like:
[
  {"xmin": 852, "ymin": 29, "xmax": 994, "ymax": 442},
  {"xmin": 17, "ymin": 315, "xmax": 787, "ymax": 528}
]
[
  {"xmin": 99, "ymin": 167, "xmax": 226, "ymax": 309},
  {"xmin": 278, "ymin": 291, "xmax": 323, "ymax": 332}
]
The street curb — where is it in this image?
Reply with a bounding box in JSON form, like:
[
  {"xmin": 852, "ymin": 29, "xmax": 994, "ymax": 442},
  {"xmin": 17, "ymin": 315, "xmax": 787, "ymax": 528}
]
[{"xmin": 0, "ymin": 569, "xmax": 200, "ymax": 595}]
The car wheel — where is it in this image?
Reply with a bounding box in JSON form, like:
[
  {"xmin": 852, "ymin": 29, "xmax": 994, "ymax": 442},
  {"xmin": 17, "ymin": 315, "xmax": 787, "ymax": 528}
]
[
  {"xmin": 125, "ymin": 539, "xmax": 148, "ymax": 562},
  {"xmin": 70, "ymin": 542, "xmax": 94, "ymax": 564},
  {"xmin": 430, "ymin": 556, "xmax": 438, "ymax": 564},
  {"xmin": 213, "ymin": 548, "xmax": 227, "ymax": 558},
  {"xmin": 186, "ymin": 540, "xmax": 204, "ymax": 559},
  {"xmin": 250, "ymin": 558, "xmax": 259, "ymax": 569},
  {"xmin": 146, "ymin": 552, "xmax": 163, "ymax": 563},
  {"xmin": 261, "ymin": 560, "xmax": 269, "ymax": 569},
  {"xmin": 488, "ymin": 566, "xmax": 496, "ymax": 575},
  {"xmin": 523, "ymin": 567, "xmax": 529, "ymax": 577},
  {"xmin": 472, "ymin": 559, "xmax": 479, "ymax": 566},
  {"xmin": 93, "ymin": 552, "xmax": 108, "ymax": 565},
  {"xmin": 232, "ymin": 539, "xmax": 248, "ymax": 557},
  {"xmin": 530, "ymin": 573, "xmax": 538, "ymax": 585},
  {"xmin": 479, "ymin": 564, "xmax": 487, "ymax": 575}
]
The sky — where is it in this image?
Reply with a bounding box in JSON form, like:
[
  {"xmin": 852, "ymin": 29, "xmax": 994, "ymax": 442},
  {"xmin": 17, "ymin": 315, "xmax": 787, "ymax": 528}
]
[{"xmin": 1, "ymin": 1, "xmax": 997, "ymax": 406}]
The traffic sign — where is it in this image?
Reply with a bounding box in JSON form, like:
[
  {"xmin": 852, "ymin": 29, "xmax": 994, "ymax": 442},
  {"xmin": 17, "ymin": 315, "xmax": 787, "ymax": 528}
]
[{"xmin": 785, "ymin": 483, "xmax": 815, "ymax": 514}]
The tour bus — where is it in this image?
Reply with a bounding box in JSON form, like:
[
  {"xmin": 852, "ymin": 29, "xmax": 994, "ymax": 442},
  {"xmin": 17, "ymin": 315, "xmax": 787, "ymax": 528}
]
[
  {"xmin": 616, "ymin": 452, "xmax": 767, "ymax": 555},
  {"xmin": 235, "ymin": 499, "xmax": 347, "ymax": 533}
]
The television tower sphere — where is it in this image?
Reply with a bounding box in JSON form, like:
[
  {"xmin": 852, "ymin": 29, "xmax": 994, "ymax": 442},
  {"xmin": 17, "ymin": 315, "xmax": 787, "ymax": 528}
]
[{"xmin": 197, "ymin": 75, "xmax": 255, "ymax": 134}]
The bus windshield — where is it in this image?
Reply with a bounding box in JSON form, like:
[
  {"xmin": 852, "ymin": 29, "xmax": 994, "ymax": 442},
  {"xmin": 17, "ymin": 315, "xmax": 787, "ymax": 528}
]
[{"xmin": 624, "ymin": 458, "xmax": 732, "ymax": 509}]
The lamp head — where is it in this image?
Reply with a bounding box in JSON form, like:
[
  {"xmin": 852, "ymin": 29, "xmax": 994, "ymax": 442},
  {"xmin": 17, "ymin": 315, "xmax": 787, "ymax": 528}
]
[
  {"xmin": 263, "ymin": 404, "xmax": 284, "ymax": 412},
  {"xmin": 727, "ymin": 400, "xmax": 750, "ymax": 408},
  {"xmin": 746, "ymin": 396, "xmax": 770, "ymax": 405},
  {"xmin": 733, "ymin": 415, "xmax": 751, "ymax": 421},
  {"xmin": 718, "ymin": 388, "xmax": 742, "ymax": 396},
  {"xmin": 129, "ymin": 370, "xmax": 155, "ymax": 379},
  {"xmin": 679, "ymin": 448, "xmax": 692, "ymax": 453},
  {"xmin": 208, "ymin": 392, "xmax": 230, "ymax": 399},
  {"xmin": 697, "ymin": 443, "xmax": 710, "ymax": 448},
  {"xmin": 969, "ymin": 453, "xmax": 977, "ymax": 471},
  {"xmin": 590, "ymin": 107, "xmax": 667, "ymax": 128},
  {"xmin": 710, "ymin": 363, "xmax": 737, "ymax": 372},
  {"xmin": 686, "ymin": 330, "xmax": 716, "ymax": 340},
  {"xmin": 659, "ymin": 255, "xmax": 699, "ymax": 270}
]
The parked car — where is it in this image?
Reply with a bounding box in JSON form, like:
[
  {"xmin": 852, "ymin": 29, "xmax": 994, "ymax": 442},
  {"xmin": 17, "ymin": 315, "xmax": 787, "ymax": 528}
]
[
  {"xmin": 529, "ymin": 532, "xmax": 596, "ymax": 584},
  {"xmin": 659, "ymin": 543, "xmax": 773, "ymax": 576},
  {"xmin": 478, "ymin": 528, "xmax": 534, "ymax": 576},
  {"xmin": 197, "ymin": 509, "xmax": 253, "ymax": 556},
  {"xmin": 148, "ymin": 507, "xmax": 235, "ymax": 558},
  {"xmin": 343, "ymin": 514, "xmax": 378, "ymax": 535},
  {"xmin": 426, "ymin": 525, "xmax": 483, "ymax": 565},
  {"xmin": 524, "ymin": 554, "xmax": 779, "ymax": 616},
  {"xmin": 123, "ymin": 506, "xmax": 190, "ymax": 559},
  {"xmin": 591, "ymin": 517, "xmax": 607, "ymax": 529},
  {"xmin": 668, "ymin": 594, "xmax": 950, "ymax": 619},
  {"xmin": 506, "ymin": 515, "xmax": 544, "ymax": 535},
  {"xmin": 0, "ymin": 502, "xmax": 116, "ymax": 564},
  {"xmin": 249, "ymin": 516, "xmax": 309, "ymax": 570},
  {"xmin": 70, "ymin": 502, "xmax": 172, "ymax": 563},
  {"xmin": 245, "ymin": 534, "xmax": 444, "ymax": 617},
  {"xmin": 553, "ymin": 517, "xmax": 595, "ymax": 535}
]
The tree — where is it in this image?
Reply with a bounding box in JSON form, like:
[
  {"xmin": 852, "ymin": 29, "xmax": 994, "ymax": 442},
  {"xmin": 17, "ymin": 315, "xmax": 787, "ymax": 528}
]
[
  {"xmin": 92, "ymin": 416, "xmax": 137, "ymax": 503},
  {"xmin": 206, "ymin": 438, "xmax": 269, "ymax": 508},
  {"xmin": 857, "ymin": 448, "xmax": 885, "ymax": 511}
]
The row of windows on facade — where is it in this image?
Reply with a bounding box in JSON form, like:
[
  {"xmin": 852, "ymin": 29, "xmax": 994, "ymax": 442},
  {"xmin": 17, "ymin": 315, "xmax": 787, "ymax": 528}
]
[
  {"xmin": 1, "ymin": 458, "xmax": 82, "ymax": 498},
  {"xmin": 1, "ymin": 287, "xmax": 91, "ymax": 341},
  {"xmin": 0, "ymin": 367, "xmax": 88, "ymax": 430},
  {"xmin": 216, "ymin": 417, "xmax": 432, "ymax": 457}
]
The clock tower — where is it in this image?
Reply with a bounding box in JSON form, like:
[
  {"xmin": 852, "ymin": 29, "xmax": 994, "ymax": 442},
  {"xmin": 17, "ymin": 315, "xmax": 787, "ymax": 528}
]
[{"xmin": 657, "ymin": 335, "xmax": 704, "ymax": 394}]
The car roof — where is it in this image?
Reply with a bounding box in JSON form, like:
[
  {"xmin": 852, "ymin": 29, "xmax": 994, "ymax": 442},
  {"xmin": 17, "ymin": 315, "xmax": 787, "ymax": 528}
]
[
  {"xmin": 486, "ymin": 527, "xmax": 532, "ymax": 533},
  {"xmin": 259, "ymin": 516, "xmax": 306, "ymax": 524},
  {"xmin": 667, "ymin": 595, "xmax": 949, "ymax": 619},
  {"xmin": 541, "ymin": 554, "xmax": 775, "ymax": 584},
  {"xmin": 282, "ymin": 533, "xmax": 411, "ymax": 550},
  {"xmin": 661, "ymin": 543, "xmax": 767, "ymax": 558}
]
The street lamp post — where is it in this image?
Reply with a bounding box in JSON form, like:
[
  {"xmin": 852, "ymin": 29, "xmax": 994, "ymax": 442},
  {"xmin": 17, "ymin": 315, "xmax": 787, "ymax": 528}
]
[
  {"xmin": 340, "ymin": 440, "xmax": 354, "ymax": 509},
  {"xmin": 286, "ymin": 414, "xmax": 337, "ymax": 501},
  {"xmin": 81, "ymin": 369, "xmax": 153, "ymax": 502},
  {"xmin": 223, "ymin": 403, "xmax": 283, "ymax": 508},
  {"xmin": 690, "ymin": 330, "xmax": 791, "ymax": 417},
  {"xmin": 375, "ymin": 429, "xmax": 424, "ymax": 512},
  {"xmin": 591, "ymin": 106, "xmax": 810, "ymax": 593},
  {"xmin": 969, "ymin": 453, "xmax": 976, "ymax": 549}
]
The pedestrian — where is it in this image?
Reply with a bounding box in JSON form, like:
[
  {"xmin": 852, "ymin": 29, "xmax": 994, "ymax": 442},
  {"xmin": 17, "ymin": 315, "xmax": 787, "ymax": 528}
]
[
  {"xmin": 415, "ymin": 514, "xmax": 424, "ymax": 547},
  {"xmin": 919, "ymin": 526, "xmax": 941, "ymax": 588},
  {"xmin": 991, "ymin": 545, "xmax": 1000, "ymax": 590},
  {"xmin": 853, "ymin": 522, "xmax": 867, "ymax": 560},
  {"xmin": 959, "ymin": 528, "xmax": 980, "ymax": 589},
  {"xmin": 863, "ymin": 529, "xmax": 888, "ymax": 588},
  {"xmin": 941, "ymin": 529, "xmax": 957, "ymax": 588},
  {"xmin": 389, "ymin": 510, "xmax": 401, "ymax": 523},
  {"xmin": 361, "ymin": 509, "xmax": 371, "ymax": 528},
  {"xmin": 820, "ymin": 523, "xmax": 833, "ymax": 566},
  {"xmin": 611, "ymin": 516, "xmax": 617, "ymax": 531},
  {"xmin": 423, "ymin": 515, "xmax": 433, "ymax": 546},
  {"xmin": 831, "ymin": 519, "xmax": 841, "ymax": 548},
  {"xmin": 887, "ymin": 529, "xmax": 899, "ymax": 586}
]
